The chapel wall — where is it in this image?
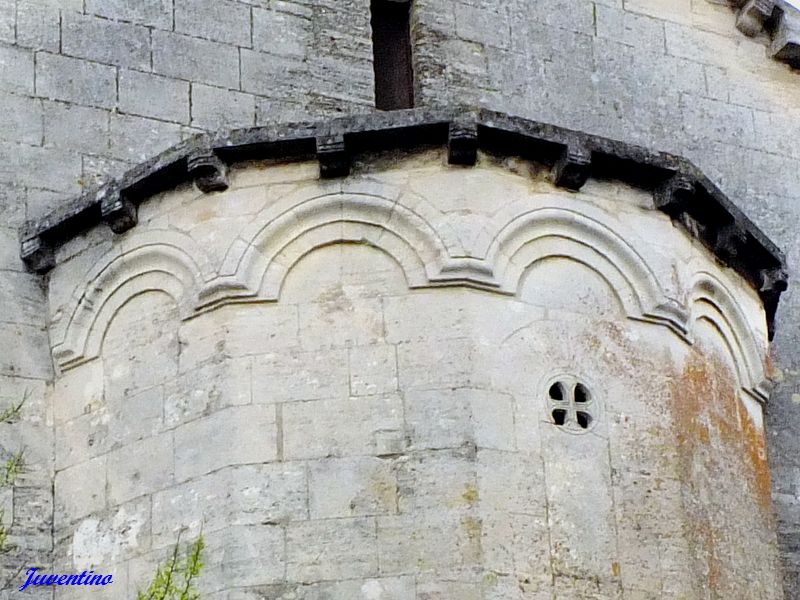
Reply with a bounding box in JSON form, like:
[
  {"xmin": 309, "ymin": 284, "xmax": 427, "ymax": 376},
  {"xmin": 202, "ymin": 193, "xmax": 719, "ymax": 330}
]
[{"xmin": 43, "ymin": 156, "xmax": 780, "ymax": 598}]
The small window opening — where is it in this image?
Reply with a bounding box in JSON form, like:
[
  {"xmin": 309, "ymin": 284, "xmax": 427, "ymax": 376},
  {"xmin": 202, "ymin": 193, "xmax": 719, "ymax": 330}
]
[
  {"xmin": 574, "ymin": 384, "xmax": 589, "ymax": 403},
  {"xmin": 370, "ymin": 0, "xmax": 415, "ymax": 110},
  {"xmin": 545, "ymin": 376, "xmax": 599, "ymax": 434},
  {"xmin": 549, "ymin": 382, "xmax": 564, "ymax": 401}
]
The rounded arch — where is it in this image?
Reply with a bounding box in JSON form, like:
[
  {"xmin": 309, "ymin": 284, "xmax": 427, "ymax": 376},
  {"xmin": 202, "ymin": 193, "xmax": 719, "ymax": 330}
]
[
  {"xmin": 198, "ymin": 190, "xmax": 498, "ymax": 308},
  {"xmin": 688, "ymin": 272, "xmax": 770, "ymax": 402},
  {"xmin": 52, "ymin": 231, "xmax": 210, "ymax": 370},
  {"xmin": 487, "ymin": 206, "xmax": 689, "ymax": 336}
]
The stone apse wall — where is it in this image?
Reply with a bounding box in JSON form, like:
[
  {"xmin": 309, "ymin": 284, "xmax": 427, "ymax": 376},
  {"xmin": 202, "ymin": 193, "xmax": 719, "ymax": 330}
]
[
  {"xmin": 44, "ymin": 152, "xmax": 781, "ymax": 598},
  {"xmin": 0, "ymin": 0, "xmax": 798, "ymax": 597}
]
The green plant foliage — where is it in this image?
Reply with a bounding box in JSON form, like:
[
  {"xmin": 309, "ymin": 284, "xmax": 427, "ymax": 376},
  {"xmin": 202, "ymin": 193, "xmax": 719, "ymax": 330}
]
[
  {"xmin": 137, "ymin": 534, "xmax": 205, "ymax": 600},
  {"xmin": 0, "ymin": 511, "xmax": 9, "ymax": 553},
  {"xmin": 0, "ymin": 450, "xmax": 24, "ymax": 487},
  {"xmin": 0, "ymin": 392, "xmax": 26, "ymax": 424}
]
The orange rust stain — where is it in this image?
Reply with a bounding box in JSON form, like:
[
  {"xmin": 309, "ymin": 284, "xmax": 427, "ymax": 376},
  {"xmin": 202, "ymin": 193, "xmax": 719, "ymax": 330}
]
[
  {"xmin": 197, "ymin": 207, "xmax": 217, "ymax": 222},
  {"xmin": 669, "ymin": 346, "xmax": 773, "ymax": 596},
  {"xmin": 738, "ymin": 399, "xmax": 772, "ymax": 514}
]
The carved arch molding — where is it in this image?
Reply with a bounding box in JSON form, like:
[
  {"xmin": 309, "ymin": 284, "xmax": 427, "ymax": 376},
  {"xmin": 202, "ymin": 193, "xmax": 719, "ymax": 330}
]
[
  {"xmin": 19, "ymin": 109, "xmax": 786, "ymax": 405},
  {"xmin": 50, "ymin": 189, "xmax": 770, "ymax": 405}
]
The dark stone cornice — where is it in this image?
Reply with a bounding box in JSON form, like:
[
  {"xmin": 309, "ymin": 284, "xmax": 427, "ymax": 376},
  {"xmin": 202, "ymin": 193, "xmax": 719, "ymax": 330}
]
[{"xmin": 19, "ymin": 106, "xmax": 788, "ymax": 338}]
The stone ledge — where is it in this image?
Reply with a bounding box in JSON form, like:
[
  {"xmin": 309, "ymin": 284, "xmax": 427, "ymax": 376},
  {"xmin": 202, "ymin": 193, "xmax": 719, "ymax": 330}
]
[{"xmin": 18, "ymin": 106, "xmax": 788, "ymax": 338}]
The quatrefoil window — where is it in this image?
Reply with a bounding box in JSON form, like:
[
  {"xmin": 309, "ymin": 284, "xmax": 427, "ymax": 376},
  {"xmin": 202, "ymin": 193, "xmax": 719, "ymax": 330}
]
[{"xmin": 547, "ymin": 377, "xmax": 597, "ymax": 433}]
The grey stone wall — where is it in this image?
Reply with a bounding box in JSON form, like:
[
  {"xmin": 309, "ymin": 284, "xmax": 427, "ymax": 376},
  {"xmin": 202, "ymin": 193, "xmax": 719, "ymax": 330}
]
[
  {"xmin": 42, "ymin": 157, "xmax": 784, "ymax": 598},
  {"xmin": 0, "ymin": 0, "xmax": 799, "ymax": 596}
]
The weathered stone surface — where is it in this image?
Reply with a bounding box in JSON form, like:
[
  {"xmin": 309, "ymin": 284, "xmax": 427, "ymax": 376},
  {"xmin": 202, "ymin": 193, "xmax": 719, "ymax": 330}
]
[
  {"xmin": 1, "ymin": 0, "xmax": 799, "ymax": 596},
  {"xmin": 36, "ymin": 52, "xmax": 117, "ymax": 109},
  {"xmin": 174, "ymin": 406, "xmax": 278, "ymax": 480},
  {"xmin": 29, "ymin": 161, "xmax": 776, "ymax": 596}
]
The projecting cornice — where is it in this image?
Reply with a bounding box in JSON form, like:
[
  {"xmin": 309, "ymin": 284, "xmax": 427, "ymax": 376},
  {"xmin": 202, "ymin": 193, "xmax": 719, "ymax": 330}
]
[
  {"xmin": 730, "ymin": 0, "xmax": 800, "ymax": 67},
  {"xmin": 19, "ymin": 107, "xmax": 788, "ymax": 337}
]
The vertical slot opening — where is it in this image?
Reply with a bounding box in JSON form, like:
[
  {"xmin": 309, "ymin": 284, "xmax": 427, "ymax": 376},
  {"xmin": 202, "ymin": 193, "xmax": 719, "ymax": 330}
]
[{"xmin": 371, "ymin": 0, "xmax": 415, "ymax": 110}]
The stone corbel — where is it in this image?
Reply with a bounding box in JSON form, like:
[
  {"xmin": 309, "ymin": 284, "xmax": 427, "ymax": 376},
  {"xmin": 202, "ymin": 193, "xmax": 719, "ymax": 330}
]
[
  {"xmin": 736, "ymin": 0, "xmax": 775, "ymax": 36},
  {"xmin": 99, "ymin": 184, "xmax": 137, "ymax": 234},
  {"xmin": 770, "ymin": 4, "xmax": 800, "ymax": 67},
  {"xmin": 713, "ymin": 222, "xmax": 749, "ymax": 262},
  {"xmin": 760, "ymin": 266, "xmax": 789, "ymax": 294},
  {"xmin": 20, "ymin": 234, "xmax": 54, "ymax": 273},
  {"xmin": 447, "ymin": 120, "xmax": 478, "ymax": 166},
  {"xmin": 187, "ymin": 150, "xmax": 229, "ymax": 193},
  {"xmin": 654, "ymin": 174, "xmax": 695, "ymax": 218},
  {"xmin": 551, "ymin": 144, "xmax": 592, "ymax": 191},
  {"xmin": 316, "ymin": 134, "xmax": 350, "ymax": 178},
  {"xmin": 726, "ymin": 0, "xmax": 800, "ymax": 67}
]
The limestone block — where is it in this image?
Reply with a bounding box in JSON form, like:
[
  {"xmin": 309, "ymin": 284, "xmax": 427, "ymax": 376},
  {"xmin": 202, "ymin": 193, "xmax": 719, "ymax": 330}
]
[
  {"xmin": 404, "ymin": 389, "xmax": 474, "ymax": 450},
  {"xmin": 415, "ymin": 579, "xmax": 482, "ymax": 600},
  {"xmin": 471, "ymin": 391, "xmax": 515, "ymax": 452},
  {"xmin": 35, "ymin": 52, "xmax": 116, "ymax": 109},
  {"xmin": 151, "ymin": 463, "xmax": 307, "ymax": 546},
  {"xmin": 397, "ymin": 338, "xmax": 474, "ymax": 391},
  {"xmin": 0, "ymin": 44, "xmax": 33, "ymax": 94},
  {"xmin": 164, "ymin": 358, "xmax": 251, "ymax": 427},
  {"xmin": 405, "ymin": 389, "xmax": 516, "ymax": 450},
  {"xmin": 174, "ymin": 0, "xmax": 251, "ymax": 46},
  {"xmin": 107, "ymin": 385, "xmax": 163, "ymax": 447},
  {"xmin": 106, "ymin": 432, "xmax": 174, "ymax": 506},
  {"xmin": 480, "ymin": 511, "xmax": 551, "ymax": 588},
  {"xmin": 101, "ymin": 292, "xmax": 179, "ymax": 399},
  {"xmin": 477, "ymin": 450, "xmax": 547, "ymax": 517},
  {"xmin": 174, "ymin": 405, "xmax": 278, "ymax": 481},
  {"xmin": 253, "ymin": 6, "xmax": 313, "ymax": 58},
  {"xmin": 178, "ymin": 304, "xmax": 299, "ymax": 372},
  {"xmin": 0, "ymin": 487, "xmax": 12, "ymax": 525},
  {"xmin": 298, "ymin": 577, "xmax": 415, "ymax": 600},
  {"xmin": 54, "ymin": 454, "xmax": 106, "ymax": 527},
  {"xmin": 85, "ymin": 0, "xmax": 172, "ymax": 28},
  {"xmin": 190, "ymin": 84, "xmax": 256, "ymax": 131},
  {"xmin": 297, "ymin": 297, "xmax": 386, "ymax": 349},
  {"xmin": 348, "ymin": 345, "xmax": 398, "ymax": 397},
  {"xmin": 395, "ymin": 450, "xmax": 477, "ymax": 515},
  {"xmin": 51, "ymin": 359, "xmax": 104, "ymax": 424},
  {"xmin": 62, "ymin": 12, "xmax": 151, "ymax": 70},
  {"xmin": 455, "ymin": 2, "xmax": 510, "ymax": 49},
  {"xmin": 0, "ymin": 93, "xmax": 42, "ymax": 147},
  {"xmin": 55, "ymin": 409, "xmax": 111, "ymax": 471},
  {"xmin": 251, "ymin": 347, "xmax": 348, "ymax": 404},
  {"xmin": 282, "ymin": 395, "xmax": 403, "ymax": 460},
  {"xmin": 199, "ymin": 524, "xmax": 285, "ymax": 591},
  {"xmin": 151, "ymin": 30, "xmax": 240, "ymax": 89},
  {"xmin": 286, "ymin": 517, "xmax": 378, "ymax": 582},
  {"xmin": 0, "ymin": 322, "xmax": 52, "ymax": 380},
  {"xmin": 108, "ymin": 114, "xmax": 183, "ymax": 163},
  {"xmin": 7, "ymin": 485, "xmax": 52, "ymax": 546},
  {"xmin": 71, "ymin": 497, "xmax": 151, "ymax": 568},
  {"xmin": 308, "ymin": 456, "xmax": 398, "ymax": 518},
  {"xmin": 281, "ymin": 241, "xmax": 409, "ymax": 304},
  {"xmin": 377, "ymin": 512, "xmax": 481, "ymax": 576},
  {"xmin": 542, "ymin": 427, "xmax": 618, "ymax": 582},
  {"xmin": 384, "ymin": 291, "xmax": 476, "ymax": 344},
  {"xmin": 119, "ymin": 70, "xmax": 190, "ymax": 124}
]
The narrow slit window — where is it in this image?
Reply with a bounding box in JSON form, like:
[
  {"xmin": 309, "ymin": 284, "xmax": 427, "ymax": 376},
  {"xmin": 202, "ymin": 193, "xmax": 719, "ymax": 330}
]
[{"xmin": 370, "ymin": 0, "xmax": 415, "ymax": 111}]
